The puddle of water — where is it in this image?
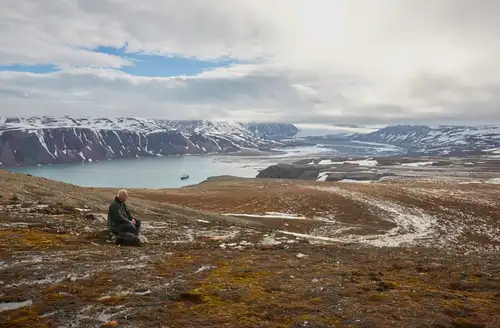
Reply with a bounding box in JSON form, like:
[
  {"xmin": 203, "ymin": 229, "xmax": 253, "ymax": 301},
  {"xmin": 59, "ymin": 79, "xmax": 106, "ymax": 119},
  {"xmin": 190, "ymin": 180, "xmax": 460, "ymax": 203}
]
[{"xmin": 0, "ymin": 299, "xmax": 33, "ymax": 312}]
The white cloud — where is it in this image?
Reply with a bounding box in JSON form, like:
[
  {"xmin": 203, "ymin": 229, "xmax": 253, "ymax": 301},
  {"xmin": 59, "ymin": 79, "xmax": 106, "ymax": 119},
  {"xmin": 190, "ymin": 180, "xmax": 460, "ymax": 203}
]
[{"xmin": 1, "ymin": 0, "xmax": 500, "ymax": 124}]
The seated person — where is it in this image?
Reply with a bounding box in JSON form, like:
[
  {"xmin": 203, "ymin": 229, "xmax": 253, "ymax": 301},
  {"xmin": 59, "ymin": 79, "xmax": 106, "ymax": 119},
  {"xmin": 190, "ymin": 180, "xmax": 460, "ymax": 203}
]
[{"xmin": 107, "ymin": 189, "xmax": 141, "ymax": 236}]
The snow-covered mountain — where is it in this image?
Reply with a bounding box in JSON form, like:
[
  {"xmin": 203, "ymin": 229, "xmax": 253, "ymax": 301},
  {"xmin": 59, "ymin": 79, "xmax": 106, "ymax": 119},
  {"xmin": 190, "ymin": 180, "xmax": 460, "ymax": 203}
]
[
  {"xmin": 0, "ymin": 117, "xmax": 297, "ymax": 167},
  {"xmin": 242, "ymin": 123, "xmax": 299, "ymax": 140},
  {"xmin": 352, "ymin": 125, "xmax": 500, "ymax": 155}
]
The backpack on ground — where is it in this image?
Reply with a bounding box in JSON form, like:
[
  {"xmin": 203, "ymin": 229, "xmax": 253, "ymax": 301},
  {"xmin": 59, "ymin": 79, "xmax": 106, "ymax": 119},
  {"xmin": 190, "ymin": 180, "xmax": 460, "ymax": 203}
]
[{"xmin": 115, "ymin": 232, "xmax": 141, "ymax": 246}]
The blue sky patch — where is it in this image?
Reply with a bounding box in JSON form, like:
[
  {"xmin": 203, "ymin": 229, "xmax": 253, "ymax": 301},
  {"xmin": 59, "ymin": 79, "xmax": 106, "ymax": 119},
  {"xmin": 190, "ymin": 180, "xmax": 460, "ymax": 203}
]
[
  {"xmin": 95, "ymin": 46, "xmax": 239, "ymax": 77},
  {"xmin": 0, "ymin": 46, "xmax": 240, "ymax": 77},
  {"xmin": 0, "ymin": 64, "xmax": 59, "ymax": 74}
]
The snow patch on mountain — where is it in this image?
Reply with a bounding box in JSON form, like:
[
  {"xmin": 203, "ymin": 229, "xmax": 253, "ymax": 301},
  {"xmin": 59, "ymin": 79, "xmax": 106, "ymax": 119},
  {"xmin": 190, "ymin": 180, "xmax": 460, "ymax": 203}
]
[
  {"xmin": 0, "ymin": 117, "xmax": 298, "ymax": 167},
  {"xmin": 352, "ymin": 125, "xmax": 500, "ymax": 155},
  {"xmin": 1, "ymin": 117, "xmax": 252, "ymax": 136},
  {"xmin": 243, "ymin": 123, "xmax": 299, "ymax": 139}
]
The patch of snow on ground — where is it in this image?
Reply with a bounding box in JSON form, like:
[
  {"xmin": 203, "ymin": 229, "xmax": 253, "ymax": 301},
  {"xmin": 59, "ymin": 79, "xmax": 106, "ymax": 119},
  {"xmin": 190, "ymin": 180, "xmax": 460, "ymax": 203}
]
[
  {"xmin": 261, "ymin": 233, "xmax": 287, "ymax": 246},
  {"xmin": 113, "ymin": 264, "xmax": 147, "ymax": 270},
  {"xmin": 220, "ymin": 240, "xmax": 254, "ymax": 249},
  {"xmin": 134, "ymin": 290, "xmax": 152, "ymax": 296},
  {"xmin": 487, "ymin": 178, "xmax": 500, "ymax": 184},
  {"xmin": 0, "ymin": 222, "xmax": 39, "ymax": 228},
  {"xmin": 316, "ymin": 172, "xmax": 329, "ymax": 181},
  {"xmin": 338, "ymin": 179, "xmax": 374, "ymax": 183},
  {"xmin": 317, "ymin": 159, "xmax": 378, "ymax": 167},
  {"xmin": 194, "ymin": 265, "xmax": 216, "ymax": 274},
  {"xmin": 311, "ymin": 215, "xmax": 337, "ymax": 223},
  {"xmin": 401, "ymin": 161, "xmax": 435, "ymax": 167},
  {"xmin": 141, "ymin": 221, "xmax": 170, "ymax": 230},
  {"xmin": 483, "ymin": 147, "xmax": 500, "ymax": 154},
  {"xmin": 270, "ymin": 145, "xmax": 335, "ymax": 158},
  {"xmin": 6, "ymin": 276, "xmax": 66, "ymax": 288},
  {"xmin": 304, "ymin": 186, "xmax": 443, "ymax": 247},
  {"xmin": 277, "ymin": 231, "xmax": 342, "ymax": 244},
  {"xmin": 0, "ymin": 300, "xmax": 33, "ymax": 312},
  {"xmin": 349, "ymin": 159, "xmax": 379, "ymax": 167},
  {"xmin": 222, "ymin": 212, "xmax": 308, "ymax": 220}
]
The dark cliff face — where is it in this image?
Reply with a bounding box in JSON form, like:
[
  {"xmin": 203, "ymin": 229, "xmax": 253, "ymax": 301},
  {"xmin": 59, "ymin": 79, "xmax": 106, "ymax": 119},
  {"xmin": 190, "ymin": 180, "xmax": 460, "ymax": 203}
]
[
  {"xmin": 0, "ymin": 128, "xmax": 241, "ymax": 167},
  {"xmin": 256, "ymin": 164, "xmax": 320, "ymax": 180},
  {"xmin": 256, "ymin": 163, "xmax": 394, "ymax": 181}
]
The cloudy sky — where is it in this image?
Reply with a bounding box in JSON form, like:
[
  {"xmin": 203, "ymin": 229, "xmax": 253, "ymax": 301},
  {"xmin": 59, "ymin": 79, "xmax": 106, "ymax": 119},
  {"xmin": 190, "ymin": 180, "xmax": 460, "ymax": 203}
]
[{"xmin": 1, "ymin": 0, "xmax": 500, "ymax": 125}]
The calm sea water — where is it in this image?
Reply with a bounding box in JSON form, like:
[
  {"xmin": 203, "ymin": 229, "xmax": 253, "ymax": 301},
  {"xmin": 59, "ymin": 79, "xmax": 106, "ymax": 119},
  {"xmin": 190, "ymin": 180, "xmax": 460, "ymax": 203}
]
[
  {"xmin": 9, "ymin": 155, "xmax": 263, "ymax": 189},
  {"xmin": 8, "ymin": 143, "xmax": 402, "ymax": 188}
]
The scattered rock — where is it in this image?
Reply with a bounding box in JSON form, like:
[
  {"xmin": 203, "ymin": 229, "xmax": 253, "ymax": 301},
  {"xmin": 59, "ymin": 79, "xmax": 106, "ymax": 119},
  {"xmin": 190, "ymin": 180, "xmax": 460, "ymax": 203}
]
[
  {"xmin": 66, "ymin": 274, "xmax": 77, "ymax": 282},
  {"xmin": 85, "ymin": 213, "xmax": 106, "ymax": 223},
  {"xmin": 375, "ymin": 281, "xmax": 396, "ymax": 292},
  {"xmin": 198, "ymin": 235, "xmax": 231, "ymax": 241},
  {"xmin": 176, "ymin": 292, "xmax": 204, "ymax": 304},
  {"xmin": 10, "ymin": 194, "xmax": 20, "ymax": 203}
]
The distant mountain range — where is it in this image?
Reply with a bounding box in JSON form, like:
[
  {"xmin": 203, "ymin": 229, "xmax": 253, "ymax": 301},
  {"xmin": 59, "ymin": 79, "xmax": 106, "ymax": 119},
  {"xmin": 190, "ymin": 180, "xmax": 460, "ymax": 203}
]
[
  {"xmin": 1, "ymin": 117, "xmax": 499, "ymax": 167},
  {"xmin": 0, "ymin": 117, "xmax": 298, "ymax": 167},
  {"xmin": 243, "ymin": 123, "xmax": 299, "ymax": 140},
  {"xmin": 350, "ymin": 125, "xmax": 500, "ymax": 156}
]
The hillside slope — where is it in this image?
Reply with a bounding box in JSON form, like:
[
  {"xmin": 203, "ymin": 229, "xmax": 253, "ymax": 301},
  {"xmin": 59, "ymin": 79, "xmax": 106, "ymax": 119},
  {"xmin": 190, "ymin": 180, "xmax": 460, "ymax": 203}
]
[
  {"xmin": 352, "ymin": 124, "xmax": 500, "ymax": 155},
  {"xmin": 0, "ymin": 117, "xmax": 298, "ymax": 167},
  {"xmin": 1, "ymin": 172, "xmax": 500, "ymax": 327}
]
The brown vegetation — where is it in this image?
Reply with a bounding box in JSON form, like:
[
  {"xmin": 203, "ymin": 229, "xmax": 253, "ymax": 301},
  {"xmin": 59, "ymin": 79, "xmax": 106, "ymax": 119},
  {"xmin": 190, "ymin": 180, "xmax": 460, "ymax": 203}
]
[{"xmin": 0, "ymin": 171, "xmax": 500, "ymax": 327}]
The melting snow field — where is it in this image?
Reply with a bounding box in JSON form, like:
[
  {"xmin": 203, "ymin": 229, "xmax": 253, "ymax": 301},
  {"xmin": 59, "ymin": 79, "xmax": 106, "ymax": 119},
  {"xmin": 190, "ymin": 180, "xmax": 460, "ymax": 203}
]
[
  {"xmin": 400, "ymin": 161, "xmax": 435, "ymax": 167},
  {"xmin": 316, "ymin": 172, "xmax": 333, "ymax": 181},
  {"xmin": 338, "ymin": 179, "xmax": 374, "ymax": 183},
  {"xmin": 0, "ymin": 300, "xmax": 33, "ymax": 312},
  {"xmin": 315, "ymin": 159, "xmax": 379, "ymax": 167},
  {"xmin": 302, "ymin": 186, "xmax": 444, "ymax": 247},
  {"xmin": 223, "ymin": 212, "xmax": 308, "ymax": 220}
]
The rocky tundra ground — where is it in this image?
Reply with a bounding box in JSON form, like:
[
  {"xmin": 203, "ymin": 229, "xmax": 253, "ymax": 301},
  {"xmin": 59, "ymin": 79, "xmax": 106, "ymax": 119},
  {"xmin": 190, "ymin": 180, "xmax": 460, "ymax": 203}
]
[{"xmin": 0, "ymin": 170, "xmax": 500, "ymax": 328}]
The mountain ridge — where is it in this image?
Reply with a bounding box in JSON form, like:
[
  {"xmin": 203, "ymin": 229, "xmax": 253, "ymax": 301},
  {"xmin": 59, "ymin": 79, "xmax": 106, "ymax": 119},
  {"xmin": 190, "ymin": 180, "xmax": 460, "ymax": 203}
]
[
  {"xmin": 350, "ymin": 124, "xmax": 500, "ymax": 155},
  {"xmin": 0, "ymin": 116, "xmax": 299, "ymax": 167},
  {"xmin": 3, "ymin": 117, "xmax": 500, "ymax": 167}
]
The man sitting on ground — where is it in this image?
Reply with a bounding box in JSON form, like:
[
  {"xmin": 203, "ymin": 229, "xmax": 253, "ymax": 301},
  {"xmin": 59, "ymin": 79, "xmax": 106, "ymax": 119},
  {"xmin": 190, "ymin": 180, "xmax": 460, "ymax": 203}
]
[{"xmin": 107, "ymin": 189, "xmax": 141, "ymax": 236}]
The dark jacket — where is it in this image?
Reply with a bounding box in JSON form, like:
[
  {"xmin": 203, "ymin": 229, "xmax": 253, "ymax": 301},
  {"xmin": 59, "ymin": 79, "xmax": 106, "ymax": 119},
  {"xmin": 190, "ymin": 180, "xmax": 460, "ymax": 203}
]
[{"xmin": 107, "ymin": 197, "xmax": 133, "ymax": 231}]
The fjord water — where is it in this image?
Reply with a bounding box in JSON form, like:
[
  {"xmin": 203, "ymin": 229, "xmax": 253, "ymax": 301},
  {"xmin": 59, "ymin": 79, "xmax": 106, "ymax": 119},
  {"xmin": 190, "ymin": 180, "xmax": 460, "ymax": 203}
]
[
  {"xmin": 9, "ymin": 155, "xmax": 262, "ymax": 189},
  {"xmin": 8, "ymin": 142, "xmax": 403, "ymax": 188}
]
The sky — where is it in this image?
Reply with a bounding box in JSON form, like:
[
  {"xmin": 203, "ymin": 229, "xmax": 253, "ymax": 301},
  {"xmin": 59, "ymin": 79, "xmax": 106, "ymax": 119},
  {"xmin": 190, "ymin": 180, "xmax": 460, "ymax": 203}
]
[{"xmin": 1, "ymin": 0, "xmax": 500, "ymax": 125}]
